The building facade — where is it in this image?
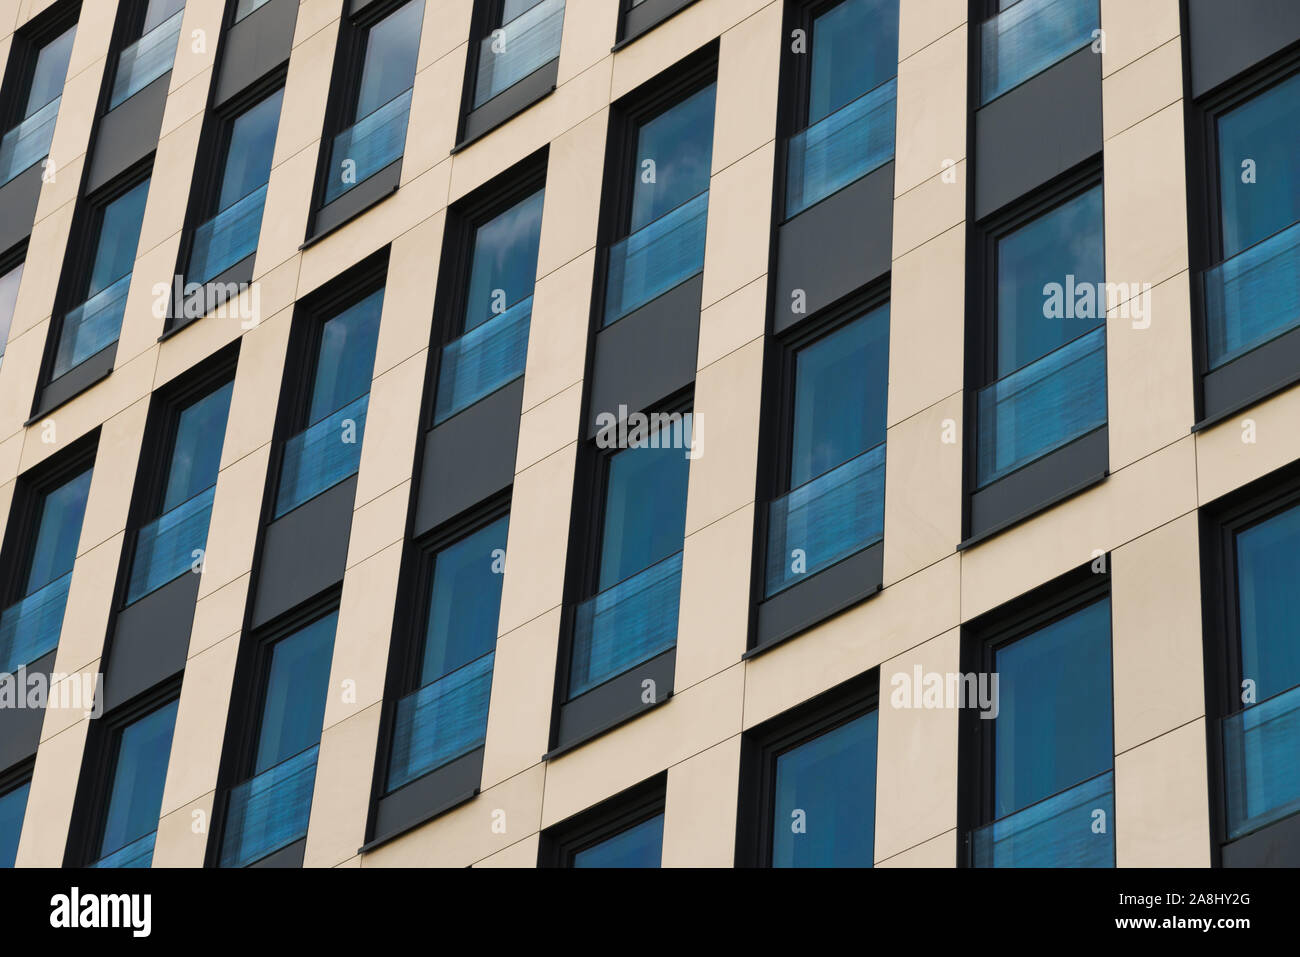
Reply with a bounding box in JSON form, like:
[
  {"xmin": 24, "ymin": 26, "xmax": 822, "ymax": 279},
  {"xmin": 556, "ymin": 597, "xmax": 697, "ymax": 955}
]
[{"xmin": 0, "ymin": 0, "xmax": 1297, "ymax": 868}]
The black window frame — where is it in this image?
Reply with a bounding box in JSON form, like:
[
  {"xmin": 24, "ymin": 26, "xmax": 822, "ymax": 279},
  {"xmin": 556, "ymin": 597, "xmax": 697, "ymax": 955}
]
[
  {"xmin": 0, "ymin": 241, "xmax": 28, "ymax": 359},
  {"xmin": 0, "ymin": 0, "xmax": 81, "ymax": 140},
  {"xmin": 614, "ymin": 0, "xmax": 700, "ymax": 50},
  {"xmin": 0, "ymin": 756, "xmax": 35, "ymax": 864},
  {"xmin": 734, "ymin": 670, "xmax": 879, "ymax": 867},
  {"xmin": 538, "ymin": 772, "xmax": 667, "ymax": 867}
]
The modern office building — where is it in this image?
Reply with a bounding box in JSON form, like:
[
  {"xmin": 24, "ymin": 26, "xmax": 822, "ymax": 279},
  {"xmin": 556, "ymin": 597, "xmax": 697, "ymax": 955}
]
[{"xmin": 0, "ymin": 0, "xmax": 1296, "ymax": 869}]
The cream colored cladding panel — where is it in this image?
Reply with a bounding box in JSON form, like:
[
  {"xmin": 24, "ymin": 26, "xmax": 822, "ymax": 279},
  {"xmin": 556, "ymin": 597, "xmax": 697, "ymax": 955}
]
[
  {"xmin": 1114, "ymin": 718, "xmax": 1212, "ymax": 867},
  {"xmin": 1196, "ymin": 384, "xmax": 1300, "ymax": 506},
  {"xmin": 14, "ymin": 717, "xmax": 90, "ymax": 866},
  {"xmin": 660, "ymin": 734, "xmax": 742, "ymax": 867}
]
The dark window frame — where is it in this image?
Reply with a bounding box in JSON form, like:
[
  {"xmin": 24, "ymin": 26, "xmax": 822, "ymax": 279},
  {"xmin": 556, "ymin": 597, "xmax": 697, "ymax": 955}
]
[
  {"xmin": 538, "ymin": 772, "xmax": 667, "ymax": 866},
  {"xmin": 615, "ymin": 0, "xmax": 700, "ymax": 49},
  {"xmin": 735, "ymin": 670, "xmax": 879, "ymax": 866},
  {"xmin": 0, "ymin": 0, "xmax": 81, "ymax": 138},
  {"xmin": 0, "ymin": 757, "xmax": 35, "ymax": 844}
]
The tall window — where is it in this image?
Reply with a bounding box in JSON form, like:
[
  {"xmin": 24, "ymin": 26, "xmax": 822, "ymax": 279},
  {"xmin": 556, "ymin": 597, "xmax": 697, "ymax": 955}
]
[
  {"xmin": 0, "ymin": 259, "xmax": 23, "ymax": 365},
  {"xmin": 219, "ymin": 611, "xmax": 336, "ymax": 867},
  {"xmin": 90, "ymin": 697, "xmax": 179, "ymax": 867},
  {"xmin": 0, "ymin": 776, "xmax": 31, "ymax": 868},
  {"xmin": 109, "ymin": 0, "xmax": 187, "ymax": 109},
  {"xmin": 0, "ymin": 18, "xmax": 76, "ymax": 186},
  {"xmin": 541, "ymin": 777, "xmax": 665, "ymax": 867},
  {"xmin": 468, "ymin": 0, "xmax": 566, "ymax": 111}
]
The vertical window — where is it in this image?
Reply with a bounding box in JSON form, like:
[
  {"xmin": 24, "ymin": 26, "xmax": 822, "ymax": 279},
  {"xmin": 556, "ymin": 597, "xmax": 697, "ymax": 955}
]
[
  {"xmin": 52, "ymin": 175, "xmax": 151, "ymax": 381},
  {"xmin": 540, "ymin": 776, "xmax": 665, "ymax": 867},
  {"xmin": 109, "ymin": 0, "xmax": 186, "ymax": 109},
  {"xmin": 185, "ymin": 86, "xmax": 284, "ymax": 286},
  {"xmin": 126, "ymin": 377, "xmax": 234, "ymax": 603},
  {"xmin": 0, "ymin": 259, "xmax": 23, "ymax": 365},
  {"xmin": 467, "ymin": 0, "xmax": 565, "ymax": 115},
  {"xmin": 276, "ymin": 287, "xmax": 383, "ymax": 516},
  {"xmin": 603, "ymin": 80, "xmax": 716, "ymax": 325},
  {"xmin": 219, "ymin": 611, "xmax": 336, "ymax": 867},
  {"xmin": 969, "ymin": 595, "xmax": 1114, "ymax": 867},
  {"xmin": 321, "ymin": 0, "xmax": 425, "ymax": 206},
  {"xmin": 91, "ymin": 697, "xmax": 179, "ymax": 867},
  {"xmin": 0, "ymin": 18, "xmax": 76, "ymax": 187},
  {"xmin": 0, "ymin": 776, "xmax": 31, "ymax": 868},
  {"xmin": 0, "ymin": 464, "xmax": 93, "ymax": 675}
]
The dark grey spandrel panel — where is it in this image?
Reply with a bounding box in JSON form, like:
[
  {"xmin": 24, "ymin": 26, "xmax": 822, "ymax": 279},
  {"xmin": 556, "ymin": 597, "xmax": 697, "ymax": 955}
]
[
  {"xmin": 1201, "ymin": 325, "xmax": 1300, "ymax": 428},
  {"xmin": 369, "ymin": 747, "xmax": 484, "ymax": 848},
  {"xmin": 86, "ymin": 73, "xmax": 169, "ymax": 194},
  {"xmin": 621, "ymin": 0, "xmax": 700, "ymax": 46},
  {"xmin": 1221, "ymin": 810, "xmax": 1300, "ymax": 867},
  {"xmin": 308, "ymin": 160, "xmax": 402, "ymax": 243},
  {"xmin": 753, "ymin": 542, "xmax": 882, "ymax": 650},
  {"xmin": 31, "ymin": 343, "xmax": 117, "ymax": 421},
  {"xmin": 458, "ymin": 59, "xmax": 557, "ymax": 149},
  {"xmin": 214, "ymin": 0, "xmax": 298, "ymax": 107},
  {"xmin": 551, "ymin": 648, "xmax": 675, "ymax": 754},
  {"xmin": 0, "ymin": 649, "xmax": 56, "ymax": 770},
  {"xmin": 0, "ymin": 163, "xmax": 43, "ymax": 254},
  {"xmin": 1189, "ymin": 0, "xmax": 1300, "ymax": 98},
  {"xmin": 101, "ymin": 572, "xmax": 200, "ymax": 713}
]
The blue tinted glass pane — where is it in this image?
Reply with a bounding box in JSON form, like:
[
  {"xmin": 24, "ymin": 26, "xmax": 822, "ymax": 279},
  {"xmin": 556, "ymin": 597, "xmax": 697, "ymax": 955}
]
[
  {"xmin": 994, "ymin": 598, "xmax": 1113, "ymax": 818},
  {"xmin": 26, "ymin": 25, "xmax": 76, "ymax": 116},
  {"xmin": 421, "ymin": 516, "xmax": 509, "ymax": 686},
  {"xmin": 464, "ymin": 190, "xmax": 544, "ymax": 333},
  {"xmin": 254, "ymin": 613, "xmax": 336, "ymax": 774},
  {"xmin": 629, "ymin": 84, "xmax": 716, "ymax": 231},
  {"xmin": 100, "ymin": 699, "xmax": 179, "ymax": 857},
  {"xmin": 810, "ymin": 0, "xmax": 898, "ymax": 122},
  {"xmin": 572, "ymin": 814, "xmax": 663, "ymax": 867},
  {"xmin": 503, "ymin": 0, "xmax": 544, "ymax": 19},
  {"xmin": 0, "ymin": 782, "xmax": 30, "ymax": 868},
  {"xmin": 598, "ymin": 430, "xmax": 691, "ymax": 590},
  {"xmin": 1218, "ymin": 72, "xmax": 1300, "ymax": 258},
  {"xmin": 309, "ymin": 289, "xmax": 383, "ymax": 422},
  {"xmin": 773, "ymin": 710, "xmax": 877, "ymax": 867},
  {"xmin": 996, "ymin": 185, "xmax": 1104, "ymax": 376},
  {"xmin": 1236, "ymin": 503, "xmax": 1300, "ymax": 702},
  {"xmin": 0, "ymin": 262, "xmax": 22, "ymax": 360},
  {"xmin": 144, "ymin": 0, "xmax": 185, "ymax": 32},
  {"xmin": 161, "ymin": 380, "xmax": 233, "ymax": 512},
  {"xmin": 88, "ymin": 178, "xmax": 151, "ymax": 297},
  {"xmin": 356, "ymin": 0, "xmax": 425, "ymax": 118},
  {"xmin": 218, "ymin": 89, "xmax": 283, "ymax": 210},
  {"xmin": 26, "ymin": 467, "xmax": 93, "ymax": 593},
  {"xmin": 791, "ymin": 306, "xmax": 888, "ymax": 487}
]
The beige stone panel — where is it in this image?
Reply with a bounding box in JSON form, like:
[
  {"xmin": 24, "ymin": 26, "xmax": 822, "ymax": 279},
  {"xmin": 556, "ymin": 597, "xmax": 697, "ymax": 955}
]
[
  {"xmin": 516, "ymin": 381, "xmax": 581, "ymax": 473},
  {"xmin": 152, "ymin": 792, "xmax": 214, "ymax": 867},
  {"xmin": 697, "ymin": 275, "xmax": 763, "ymax": 371},
  {"xmin": 887, "ymin": 223, "xmax": 964, "ymax": 428},
  {"xmin": 883, "ymin": 390, "xmax": 962, "ymax": 586},
  {"xmin": 195, "ymin": 443, "xmax": 270, "ymax": 599},
  {"xmin": 11, "ymin": 198, "xmax": 73, "ymax": 340},
  {"xmin": 116, "ymin": 233, "xmax": 182, "ymax": 366},
  {"xmin": 535, "ymin": 110, "xmax": 606, "ymax": 280},
  {"xmin": 244, "ymin": 254, "xmax": 300, "ymax": 324},
  {"xmin": 296, "ymin": 161, "xmax": 451, "ymax": 297},
  {"xmin": 473, "ymin": 833, "xmax": 540, "ymax": 867},
  {"xmin": 521, "ymin": 247, "xmax": 595, "ymax": 412},
  {"xmin": 346, "ymin": 480, "xmax": 410, "ymax": 571},
  {"xmin": 0, "ymin": 321, "xmax": 46, "ymax": 437},
  {"xmin": 136, "ymin": 114, "xmax": 204, "ymax": 261},
  {"xmin": 257, "ymin": 146, "xmax": 317, "ymax": 280},
  {"xmin": 272, "ymin": 19, "xmax": 337, "ymax": 169},
  {"xmin": 159, "ymin": 64, "xmax": 212, "ymax": 139},
  {"xmin": 14, "ymin": 719, "xmax": 89, "ymax": 866},
  {"xmin": 876, "ymin": 828, "xmax": 956, "ymax": 867},
  {"xmin": 743, "ymin": 554, "xmax": 961, "ymax": 727},
  {"xmin": 700, "ymin": 141, "xmax": 774, "ymax": 309},
  {"xmin": 874, "ymin": 627, "xmax": 960, "ymax": 861},
  {"xmin": 17, "ymin": 0, "xmax": 59, "ymax": 28},
  {"xmin": 711, "ymin": 1, "xmax": 780, "ymax": 174},
  {"xmin": 160, "ymin": 631, "xmax": 240, "ymax": 816},
  {"xmin": 1106, "ymin": 272, "xmax": 1195, "ymax": 471},
  {"xmin": 75, "ymin": 398, "xmax": 147, "ymax": 555},
  {"xmin": 361, "ymin": 763, "xmax": 546, "ymax": 867},
  {"xmin": 187, "ymin": 573, "xmax": 250, "ymax": 658},
  {"xmin": 541, "ymin": 663, "xmax": 744, "ymax": 827},
  {"xmin": 496, "ymin": 443, "xmax": 576, "ymax": 635},
  {"xmin": 46, "ymin": 50, "xmax": 105, "ymax": 164},
  {"xmin": 0, "ymin": 433, "xmax": 18, "ymax": 484},
  {"xmin": 1099, "ymin": 0, "xmax": 1180, "ymax": 78},
  {"xmin": 661, "ymin": 734, "xmax": 741, "ymax": 867},
  {"xmin": 1102, "ymin": 38, "xmax": 1182, "ymax": 141},
  {"xmin": 217, "ymin": 308, "xmax": 292, "ymax": 471},
  {"xmin": 609, "ymin": 0, "xmax": 771, "ymax": 101},
  {"xmin": 62, "ymin": 4, "xmax": 114, "ymax": 77},
  {"xmin": 1104, "ymin": 102, "xmax": 1188, "ymax": 294},
  {"xmin": 960, "ymin": 436, "xmax": 1198, "ymax": 621},
  {"xmin": 556, "ymin": 0, "xmax": 616, "ymax": 86},
  {"xmin": 170, "ymin": 0, "xmax": 225, "ymax": 90},
  {"xmin": 354, "ymin": 350, "xmax": 425, "ymax": 508},
  {"xmin": 303, "ymin": 703, "xmax": 382, "ymax": 867},
  {"xmin": 676, "ymin": 503, "xmax": 752, "ymax": 689},
  {"xmin": 1111, "ymin": 512, "xmax": 1204, "ymax": 753},
  {"xmin": 1196, "ymin": 383, "xmax": 1300, "ymax": 505},
  {"xmin": 415, "ymin": 0, "xmax": 471, "ymax": 73},
  {"xmin": 446, "ymin": 56, "xmax": 610, "ymax": 203},
  {"xmin": 335, "ymin": 855, "xmax": 361, "ymax": 867},
  {"xmin": 294, "ymin": 0, "xmax": 345, "ymax": 49},
  {"xmin": 1115, "ymin": 719, "xmax": 1212, "ymax": 866},
  {"xmin": 373, "ymin": 215, "xmax": 441, "ymax": 379},
  {"xmin": 1, "ymin": 4, "xmax": 14, "ymax": 36},
  {"xmin": 894, "ymin": 24, "xmax": 965, "ymax": 196},
  {"xmin": 480, "ymin": 607, "xmax": 560, "ymax": 789},
  {"xmin": 892, "ymin": 160, "xmax": 964, "ymax": 259},
  {"xmin": 322, "ymin": 540, "xmax": 402, "ymax": 728},
  {"xmin": 899, "ymin": 0, "xmax": 966, "ymax": 63},
  {"xmin": 34, "ymin": 152, "xmax": 83, "ymax": 224},
  {"xmin": 402, "ymin": 49, "xmax": 463, "ymax": 185},
  {"xmin": 20, "ymin": 349, "xmax": 157, "ymax": 474},
  {"xmin": 40, "ymin": 659, "xmax": 101, "ymax": 742}
]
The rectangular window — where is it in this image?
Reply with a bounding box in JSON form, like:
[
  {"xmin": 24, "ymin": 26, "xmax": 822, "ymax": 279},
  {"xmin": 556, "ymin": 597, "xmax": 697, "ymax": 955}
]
[
  {"xmin": 0, "ymin": 256, "xmax": 23, "ymax": 366},
  {"xmin": 0, "ymin": 461, "xmax": 93, "ymax": 676},
  {"xmin": 978, "ymin": 0, "xmax": 1099, "ymax": 105},
  {"xmin": 275, "ymin": 286, "xmax": 383, "ymax": 516},
  {"xmin": 737, "ymin": 674, "xmax": 878, "ymax": 867},
  {"xmin": 0, "ymin": 11, "xmax": 76, "ymax": 187},
  {"xmin": 467, "ymin": 0, "xmax": 565, "ymax": 112},
  {"xmin": 603, "ymin": 77, "xmax": 716, "ymax": 326},
  {"xmin": 966, "ymin": 587, "xmax": 1114, "ymax": 867},
  {"xmin": 433, "ymin": 182, "xmax": 544, "ymax": 424},
  {"xmin": 540, "ymin": 775, "xmax": 665, "ymax": 867},
  {"xmin": 109, "ymin": 0, "xmax": 186, "ymax": 110},
  {"xmin": 784, "ymin": 0, "xmax": 898, "ymax": 218},
  {"xmin": 218, "ymin": 610, "xmax": 336, "ymax": 867},
  {"xmin": 0, "ymin": 769, "xmax": 32, "ymax": 868},
  {"xmin": 618, "ymin": 0, "xmax": 699, "ymax": 46},
  {"xmin": 320, "ymin": 0, "xmax": 424, "ymax": 208},
  {"xmin": 184, "ymin": 84, "xmax": 284, "ymax": 288},
  {"xmin": 125, "ymin": 375, "xmax": 234, "ymax": 604}
]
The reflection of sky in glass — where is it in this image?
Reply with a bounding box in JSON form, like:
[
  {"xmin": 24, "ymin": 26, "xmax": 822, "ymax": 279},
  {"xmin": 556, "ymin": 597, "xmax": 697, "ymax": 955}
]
[{"xmin": 630, "ymin": 84, "xmax": 716, "ymax": 232}]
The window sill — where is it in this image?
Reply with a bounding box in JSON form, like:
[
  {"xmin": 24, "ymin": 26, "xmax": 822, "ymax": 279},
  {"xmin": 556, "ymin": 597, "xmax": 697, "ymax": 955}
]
[
  {"xmin": 545, "ymin": 648, "xmax": 676, "ymax": 760},
  {"xmin": 453, "ymin": 59, "xmax": 558, "ymax": 154},
  {"xmin": 301, "ymin": 159, "xmax": 402, "ymax": 250}
]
